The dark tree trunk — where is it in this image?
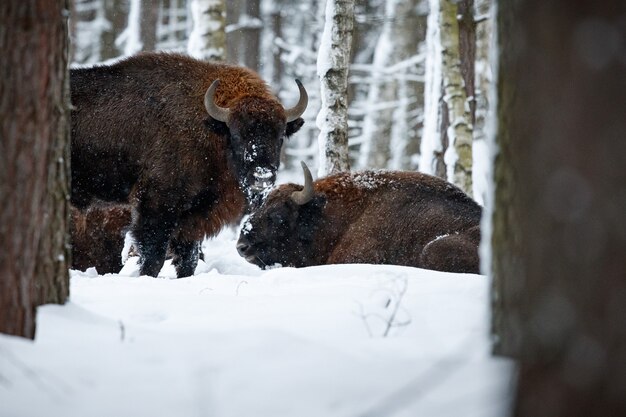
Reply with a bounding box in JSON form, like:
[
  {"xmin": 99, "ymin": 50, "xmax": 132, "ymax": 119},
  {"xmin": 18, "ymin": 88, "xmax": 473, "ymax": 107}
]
[
  {"xmin": 491, "ymin": 1, "xmax": 626, "ymax": 415},
  {"xmin": 140, "ymin": 0, "xmax": 160, "ymax": 51},
  {"xmin": 241, "ymin": 0, "xmax": 260, "ymax": 71},
  {"xmin": 457, "ymin": 0, "xmax": 476, "ymax": 123},
  {"xmin": 225, "ymin": 0, "xmax": 241, "ymax": 64},
  {"xmin": 0, "ymin": 0, "xmax": 71, "ymax": 339},
  {"xmin": 270, "ymin": 8, "xmax": 283, "ymax": 87}
]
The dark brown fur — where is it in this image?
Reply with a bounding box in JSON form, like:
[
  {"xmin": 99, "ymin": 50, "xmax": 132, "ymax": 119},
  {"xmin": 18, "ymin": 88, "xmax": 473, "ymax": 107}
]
[
  {"xmin": 70, "ymin": 205, "xmax": 131, "ymax": 274},
  {"xmin": 70, "ymin": 52, "xmax": 304, "ymax": 277},
  {"xmin": 237, "ymin": 170, "xmax": 483, "ymax": 273}
]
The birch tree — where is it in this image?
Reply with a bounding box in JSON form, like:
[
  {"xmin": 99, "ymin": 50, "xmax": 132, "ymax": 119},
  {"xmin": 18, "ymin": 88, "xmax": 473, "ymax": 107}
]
[
  {"xmin": 420, "ymin": 0, "xmax": 444, "ymax": 177},
  {"xmin": 440, "ymin": 0, "xmax": 473, "ymax": 194},
  {"xmin": 0, "ymin": 0, "xmax": 70, "ymax": 338},
  {"xmin": 491, "ymin": 1, "xmax": 626, "ymax": 415},
  {"xmin": 421, "ymin": 0, "xmax": 474, "ymax": 195},
  {"xmin": 188, "ymin": 0, "xmax": 226, "ymax": 61},
  {"xmin": 316, "ymin": 0, "xmax": 354, "ymax": 175}
]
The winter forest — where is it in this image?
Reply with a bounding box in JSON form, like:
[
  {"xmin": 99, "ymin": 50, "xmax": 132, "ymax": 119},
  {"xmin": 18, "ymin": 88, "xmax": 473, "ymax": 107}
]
[
  {"xmin": 68, "ymin": 0, "xmax": 489, "ymax": 200},
  {"xmin": 2, "ymin": 1, "xmax": 626, "ymax": 417}
]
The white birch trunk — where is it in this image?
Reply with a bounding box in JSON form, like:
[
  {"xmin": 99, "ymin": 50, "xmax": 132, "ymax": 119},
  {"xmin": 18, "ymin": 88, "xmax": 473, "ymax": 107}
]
[
  {"xmin": 121, "ymin": 0, "xmax": 142, "ymax": 55},
  {"xmin": 419, "ymin": 0, "xmax": 443, "ymax": 176},
  {"xmin": 316, "ymin": 0, "xmax": 354, "ymax": 176},
  {"xmin": 440, "ymin": 0, "xmax": 473, "ymax": 195},
  {"xmin": 188, "ymin": 0, "xmax": 226, "ymax": 61}
]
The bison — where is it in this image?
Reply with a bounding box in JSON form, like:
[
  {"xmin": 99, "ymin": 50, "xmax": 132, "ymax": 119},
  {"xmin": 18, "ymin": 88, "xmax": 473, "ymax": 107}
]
[
  {"xmin": 70, "ymin": 52, "xmax": 307, "ymax": 278},
  {"xmin": 236, "ymin": 162, "xmax": 483, "ymax": 273},
  {"xmin": 70, "ymin": 205, "xmax": 132, "ymax": 274}
]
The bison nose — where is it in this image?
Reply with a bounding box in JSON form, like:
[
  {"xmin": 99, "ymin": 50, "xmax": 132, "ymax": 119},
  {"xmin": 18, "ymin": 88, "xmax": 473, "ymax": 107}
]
[{"xmin": 236, "ymin": 241, "xmax": 250, "ymax": 256}]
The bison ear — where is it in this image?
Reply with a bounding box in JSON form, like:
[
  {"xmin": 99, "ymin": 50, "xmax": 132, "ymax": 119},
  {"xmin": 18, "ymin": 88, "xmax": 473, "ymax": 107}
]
[
  {"xmin": 205, "ymin": 117, "xmax": 229, "ymax": 136},
  {"xmin": 285, "ymin": 118, "xmax": 304, "ymax": 138}
]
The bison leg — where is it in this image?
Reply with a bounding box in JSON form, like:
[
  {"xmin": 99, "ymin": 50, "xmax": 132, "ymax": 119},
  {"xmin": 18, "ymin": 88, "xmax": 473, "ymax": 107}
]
[
  {"xmin": 132, "ymin": 207, "xmax": 177, "ymax": 278},
  {"xmin": 419, "ymin": 233, "xmax": 480, "ymax": 274},
  {"xmin": 170, "ymin": 239, "xmax": 200, "ymax": 278}
]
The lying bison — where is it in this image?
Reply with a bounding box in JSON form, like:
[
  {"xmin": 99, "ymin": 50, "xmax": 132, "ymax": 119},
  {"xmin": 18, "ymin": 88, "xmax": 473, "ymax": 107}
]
[
  {"xmin": 71, "ymin": 52, "xmax": 307, "ymax": 278},
  {"xmin": 237, "ymin": 162, "xmax": 482, "ymax": 273}
]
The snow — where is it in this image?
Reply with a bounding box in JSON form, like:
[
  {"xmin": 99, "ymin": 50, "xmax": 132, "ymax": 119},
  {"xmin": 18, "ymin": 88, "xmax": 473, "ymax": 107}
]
[{"xmin": 0, "ymin": 227, "xmax": 513, "ymax": 417}]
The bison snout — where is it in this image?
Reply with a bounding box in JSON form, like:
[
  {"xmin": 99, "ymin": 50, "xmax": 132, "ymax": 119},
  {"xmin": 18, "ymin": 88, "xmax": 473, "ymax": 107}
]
[{"xmin": 236, "ymin": 241, "xmax": 250, "ymax": 257}]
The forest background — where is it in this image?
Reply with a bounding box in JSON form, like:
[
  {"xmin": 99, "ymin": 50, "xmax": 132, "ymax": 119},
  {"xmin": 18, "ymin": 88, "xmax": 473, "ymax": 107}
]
[{"xmin": 70, "ymin": 0, "xmax": 491, "ymax": 202}]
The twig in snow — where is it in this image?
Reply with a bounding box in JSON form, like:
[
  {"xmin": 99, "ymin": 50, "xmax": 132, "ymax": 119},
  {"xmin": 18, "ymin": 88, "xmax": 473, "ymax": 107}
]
[
  {"xmin": 119, "ymin": 320, "xmax": 125, "ymax": 342},
  {"xmin": 235, "ymin": 280, "xmax": 248, "ymax": 296},
  {"xmin": 354, "ymin": 277, "xmax": 412, "ymax": 338}
]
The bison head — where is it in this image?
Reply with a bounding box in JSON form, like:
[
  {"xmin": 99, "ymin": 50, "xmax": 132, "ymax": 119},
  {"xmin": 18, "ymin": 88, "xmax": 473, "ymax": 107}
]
[
  {"xmin": 205, "ymin": 80, "xmax": 307, "ymax": 209},
  {"xmin": 236, "ymin": 161, "xmax": 326, "ymax": 268}
]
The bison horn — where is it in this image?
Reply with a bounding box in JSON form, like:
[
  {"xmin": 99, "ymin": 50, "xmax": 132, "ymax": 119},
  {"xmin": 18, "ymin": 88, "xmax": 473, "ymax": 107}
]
[
  {"xmin": 284, "ymin": 80, "xmax": 308, "ymax": 123},
  {"xmin": 291, "ymin": 161, "xmax": 315, "ymax": 205},
  {"xmin": 204, "ymin": 80, "xmax": 231, "ymax": 123}
]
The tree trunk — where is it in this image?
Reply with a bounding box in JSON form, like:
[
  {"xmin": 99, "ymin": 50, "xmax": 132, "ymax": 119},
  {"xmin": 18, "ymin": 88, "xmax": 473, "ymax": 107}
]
[
  {"xmin": 225, "ymin": 0, "xmax": 242, "ymax": 64},
  {"xmin": 491, "ymin": 0, "xmax": 626, "ymax": 415},
  {"xmin": 188, "ymin": 0, "xmax": 226, "ymax": 61},
  {"xmin": 140, "ymin": 0, "xmax": 160, "ymax": 51},
  {"xmin": 439, "ymin": 0, "xmax": 473, "ymax": 195},
  {"xmin": 269, "ymin": 7, "xmax": 283, "ymax": 87},
  {"xmin": 241, "ymin": 0, "xmax": 260, "ymax": 71},
  {"xmin": 316, "ymin": 0, "xmax": 354, "ymax": 175},
  {"xmin": 0, "ymin": 0, "xmax": 71, "ymax": 339},
  {"xmin": 420, "ymin": 0, "xmax": 443, "ymax": 176}
]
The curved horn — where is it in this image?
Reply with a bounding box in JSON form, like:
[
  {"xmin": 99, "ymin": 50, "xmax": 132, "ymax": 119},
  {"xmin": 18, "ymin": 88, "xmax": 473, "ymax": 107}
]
[
  {"xmin": 291, "ymin": 161, "xmax": 315, "ymax": 205},
  {"xmin": 204, "ymin": 80, "xmax": 231, "ymax": 123},
  {"xmin": 284, "ymin": 79, "xmax": 308, "ymax": 123}
]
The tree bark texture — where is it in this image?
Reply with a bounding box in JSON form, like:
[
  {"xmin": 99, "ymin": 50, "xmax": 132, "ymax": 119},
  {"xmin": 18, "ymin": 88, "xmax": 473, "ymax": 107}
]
[
  {"xmin": 491, "ymin": 1, "xmax": 626, "ymax": 415},
  {"xmin": 0, "ymin": 0, "xmax": 71, "ymax": 338},
  {"xmin": 316, "ymin": 0, "xmax": 354, "ymax": 175},
  {"xmin": 439, "ymin": 0, "xmax": 473, "ymax": 195}
]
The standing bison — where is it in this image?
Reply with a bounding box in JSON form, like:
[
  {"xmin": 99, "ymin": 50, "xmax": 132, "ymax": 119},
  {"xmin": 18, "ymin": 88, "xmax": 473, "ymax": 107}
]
[
  {"xmin": 237, "ymin": 162, "xmax": 482, "ymax": 273},
  {"xmin": 70, "ymin": 52, "xmax": 307, "ymax": 278}
]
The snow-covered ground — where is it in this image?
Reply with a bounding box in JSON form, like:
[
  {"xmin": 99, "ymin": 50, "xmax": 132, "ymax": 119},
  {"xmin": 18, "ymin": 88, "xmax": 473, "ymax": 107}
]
[{"xmin": 0, "ymin": 227, "xmax": 513, "ymax": 417}]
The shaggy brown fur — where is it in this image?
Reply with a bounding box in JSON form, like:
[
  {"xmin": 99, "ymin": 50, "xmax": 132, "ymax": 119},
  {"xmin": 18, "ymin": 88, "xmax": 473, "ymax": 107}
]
[
  {"xmin": 70, "ymin": 52, "xmax": 305, "ymax": 277},
  {"xmin": 70, "ymin": 205, "xmax": 131, "ymax": 274},
  {"xmin": 237, "ymin": 168, "xmax": 482, "ymax": 274}
]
